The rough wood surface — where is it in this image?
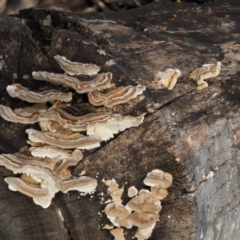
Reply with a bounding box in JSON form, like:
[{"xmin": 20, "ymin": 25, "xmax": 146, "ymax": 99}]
[{"xmin": 0, "ymin": 1, "xmax": 240, "ymax": 239}]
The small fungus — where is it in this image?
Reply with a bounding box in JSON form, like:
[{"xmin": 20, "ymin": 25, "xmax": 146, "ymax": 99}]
[
  {"xmin": 128, "ymin": 212, "xmax": 159, "ymax": 229},
  {"xmin": 54, "ymin": 55, "xmax": 100, "ymax": 76},
  {"xmin": 149, "ymin": 68, "xmax": 181, "ymax": 90},
  {"xmin": 110, "ymin": 228, "xmax": 125, "ymax": 240},
  {"xmin": 105, "ymin": 179, "xmax": 124, "ymax": 202},
  {"xmin": 134, "ymin": 224, "xmax": 156, "ymax": 240},
  {"xmin": 143, "ymin": 169, "xmax": 173, "ymax": 189},
  {"xmin": 127, "ymin": 186, "xmax": 138, "ymax": 198},
  {"xmin": 189, "ymin": 62, "xmax": 221, "ymax": 90},
  {"xmin": 105, "ymin": 202, "xmax": 131, "ymax": 221},
  {"xmin": 88, "ymin": 85, "xmax": 146, "ymax": 108},
  {"xmin": 6, "ymin": 84, "xmax": 72, "ymax": 103},
  {"xmin": 150, "ymin": 186, "xmax": 168, "ymax": 200},
  {"xmin": 126, "ymin": 190, "xmax": 162, "ymax": 214}
]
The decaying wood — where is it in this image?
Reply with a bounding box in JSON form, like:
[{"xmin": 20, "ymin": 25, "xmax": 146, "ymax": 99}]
[{"xmin": 0, "ymin": 1, "xmax": 240, "ymax": 239}]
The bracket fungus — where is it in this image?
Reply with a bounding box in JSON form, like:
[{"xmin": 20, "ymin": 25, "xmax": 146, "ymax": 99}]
[
  {"xmin": 149, "ymin": 68, "xmax": 181, "ymax": 90},
  {"xmin": 7, "ymin": 84, "xmax": 72, "ymax": 103},
  {"xmin": 32, "ymin": 71, "xmax": 113, "ymax": 94},
  {"xmin": 189, "ymin": 62, "xmax": 221, "ymax": 90},
  {"xmin": 26, "ymin": 128, "xmax": 102, "ymax": 150},
  {"xmin": 54, "ymin": 55, "xmax": 100, "ymax": 76},
  {"xmin": 0, "ymin": 55, "xmax": 145, "ymax": 208},
  {"xmin": 0, "ymin": 104, "xmax": 39, "ymax": 124},
  {"xmin": 0, "ymin": 151, "xmax": 97, "ymax": 208},
  {"xmin": 88, "ymin": 85, "xmax": 146, "ymax": 108}
]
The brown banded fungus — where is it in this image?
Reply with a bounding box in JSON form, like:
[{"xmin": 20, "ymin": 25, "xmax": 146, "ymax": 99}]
[
  {"xmin": 189, "ymin": 62, "xmax": 221, "ymax": 90},
  {"xmin": 32, "ymin": 71, "xmax": 113, "ymax": 94},
  {"xmin": 26, "ymin": 129, "xmax": 102, "ymax": 150},
  {"xmin": 88, "ymin": 85, "xmax": 146, "ymax": 108},
  {"xmin": 54, "ymin": 55, "xmax": 100, "ymax": 76},
  {"xmin": 7, "ymin": 84, "xmax": 72, "ymax": 103},
  {"xmin": 0, "ymin": 104, "xmax": 39, "ymax": 124},
  {"xmin": 38, "ymin": 107, "xmax": 144, "ymax": 140}
]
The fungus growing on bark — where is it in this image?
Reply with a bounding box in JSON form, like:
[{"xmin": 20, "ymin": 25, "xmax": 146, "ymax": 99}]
[
  {"xmin": 103, "ymin": 170, "xmax": 173, "ymax": 239},
  {"xmin": 105, "ymin": 179, "xmax": 124, "ymax": 202},
  {"xmin": 26, "ymin": 129, "xmax": 102, "ymax": 150},
  {"xmin": 88, "ymin": 85, "xmax": 146, "ymax": 108},
  {"xmin": 29, "ymin": 146, "xmax": 82, "ymax": 159},
  {"xmin": 128, "ymin": 212, "xmax": 159, "ymax": 229},
  {"xmin": 126, "ymin": 190, "xmax": 162, "ymax": 214},
  {"xmin": 134, "ymin": 224, "xmax": 156, "ymax": 240},
  {"xmin": 54, "ymin": 55, "xmax": 100, "ymax": 76},
  {"xmin": 127, "ymin": 186, "xmax": 138, "ymax": 198},
  {"xmin": 0, "ymin": 55, "xmax": 146, "ymax": 210},
  {"xmin": 0, "ymin": 152, "xmax": 97, "ymax": 208},
  {"xmin": 189, "ymin": 62, "xmax": 221, "ymax": 90},
  {"xmin": 110, "ymin": 228, "xmax": 125, "ymax": 240},
  {"xmin": 105, "ymin": 202, "xmax": 131, "ymax": 226},
  {"xmin": 32, "ymin": 71, "xmax": 113, "ymax": 94},
  {"xmin": 38, "ymin": 106, "xmax": 144, "ymax": 140},
  {"xmin": 150, "ymin": 186, "xmax": 168, "ymax": 200},
  {"xmin": 143, "ymin": 169, "xmax": 173, "ymax": 188},
  {"xmin": 6, "ymin": 84, "xmax": 72, "ymax": 103},
  {"xmin": 0, "ymin": 104, "xmax": 39, "ymax": 124},
  {"xmin": 149, "ymin": 68, "xmax": 181, "ymax": 90}
]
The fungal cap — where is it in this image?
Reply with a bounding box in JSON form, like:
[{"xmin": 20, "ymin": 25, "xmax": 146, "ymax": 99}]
[
  {"xmin": 26, "ymin": 129, "xmax": 101, "ymax": 149},
  {"xmin": 32, "ymin": 71, "xmax": 112, "ymax": 94},
  {"xmin": 6, "ymin": 84, "xmax": 72, "ymax": 103},
  {"xmin": 127, "ymin": 186, "xmax": 138, "ymax": 198},
  {"xmin": 54, "ymin": 55, "xmax": 100, "ymax": 76},
  {"xmin": 29, "ymin": 146, "xmax": 83, "ymax": 160},
  {"xmin": 126, "ymin": 190, "xmax": 162, "ymax": 213},
  {"xmin": 128, "ymin": 212, "xmax": 159, "ymax": 229},
  {"xmin": 110, "ymin": 228, "xmax": 125, "ymax": 240},
  {"xmin": 143, "ymin": 169, "xmax": 173, "ymax": 188},
  {"xmin": 134, "ymin": 224, "xmax": 156, "ymax": 240},
  {"xmin": 88, "ymin": 85, "xmax": 146, "ymax": 108},
  {"xmin": 104, "ymin": 202, "xmax": 131, "ymax": 219},
  {"xmin": 151, "ymin": 186, "xmax": 168, "ymax": 200},
  {"xmin": 4, "ymin": 176, "xmax": 56, "ymax": 208},
  {"xmin": 86, "ymin": 114, "xmax": 144, "ymax": 141},
  {"xmin": 60, "ymin": 176, "xmax": 97, "ymax": 193},
  {"xmin": 150, "ymin": 68, "xmax": 181, "ymax": 90},
  {"xmin": 0, "ymin": 104, "xmax": 39, "ymax": 124},
  {"xmin": 189, "ymin": 62, "xmax": 221, "ymax": 90}
]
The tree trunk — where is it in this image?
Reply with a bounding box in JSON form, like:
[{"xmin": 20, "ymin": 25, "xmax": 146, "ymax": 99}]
[{"xmin": 0, "ymin": 1, "xmax": 240, "ymax": 239}]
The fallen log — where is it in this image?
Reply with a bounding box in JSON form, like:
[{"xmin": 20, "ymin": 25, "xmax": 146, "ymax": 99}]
[{"xmin": 0, "ymin": 1, "xmax": 240, "ymax": 239}]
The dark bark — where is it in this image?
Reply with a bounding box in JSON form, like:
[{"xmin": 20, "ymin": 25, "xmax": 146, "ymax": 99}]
[{"xmin": 0, "ymin": 1, "xmax": 240, "ymax": 239}]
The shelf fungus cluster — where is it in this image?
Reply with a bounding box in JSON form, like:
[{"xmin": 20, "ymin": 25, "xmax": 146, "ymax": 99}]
[
  {"xmin": 104, "ymin": 169, "xmax": 173, "ymax": 240},
  {"xmin": 0, "ymin": 55, "xmax": 146, "ymax": 208}
]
